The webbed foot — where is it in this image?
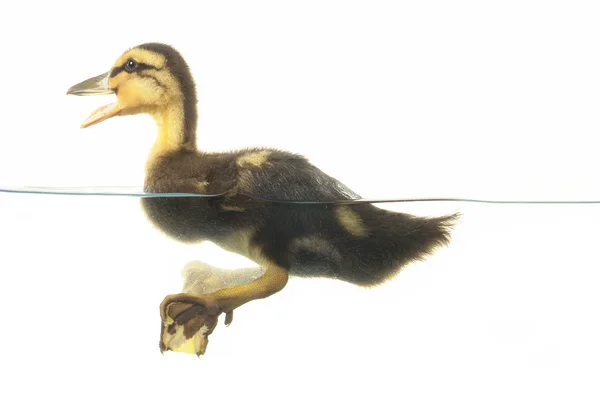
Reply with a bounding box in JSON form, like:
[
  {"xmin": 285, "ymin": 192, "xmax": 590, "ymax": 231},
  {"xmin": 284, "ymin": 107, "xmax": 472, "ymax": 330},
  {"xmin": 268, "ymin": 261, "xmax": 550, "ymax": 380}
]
[{"xmin": 159, "ymin": 294, "xmax": 233, "ymax": 357}]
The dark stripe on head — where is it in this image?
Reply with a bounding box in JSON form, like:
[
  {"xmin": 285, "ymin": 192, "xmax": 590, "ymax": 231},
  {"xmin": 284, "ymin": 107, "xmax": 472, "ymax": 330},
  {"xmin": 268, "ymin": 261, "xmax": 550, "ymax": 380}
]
[
  {"xmin": 136, "ymin": 42, "xmax": 198, "ymax": 147},
  {"xmin": 109, "ymin": 62, "xmax": 158, "ymax": 78}
]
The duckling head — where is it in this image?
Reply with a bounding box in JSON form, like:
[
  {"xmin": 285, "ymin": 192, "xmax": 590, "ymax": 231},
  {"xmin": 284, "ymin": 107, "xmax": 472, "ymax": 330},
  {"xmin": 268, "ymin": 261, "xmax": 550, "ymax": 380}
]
[{"xmin": 67, "ymin": 43, "xmax": 198, "ymax": 150}]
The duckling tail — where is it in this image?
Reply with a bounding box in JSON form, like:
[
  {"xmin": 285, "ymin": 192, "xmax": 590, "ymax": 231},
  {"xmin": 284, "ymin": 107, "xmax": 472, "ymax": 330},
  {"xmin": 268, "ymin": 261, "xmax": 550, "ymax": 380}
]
[{"xmin": 330, "ymin": 204, "xmax": 460, "ymax": 287}]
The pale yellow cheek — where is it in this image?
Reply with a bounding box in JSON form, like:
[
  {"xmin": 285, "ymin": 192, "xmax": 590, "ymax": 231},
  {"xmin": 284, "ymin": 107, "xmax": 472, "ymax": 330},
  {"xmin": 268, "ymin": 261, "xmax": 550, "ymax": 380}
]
[
  {"xmin": 118, "ymin": 79, "xmax": 166, "ymax": 108},
  {"xmin": 108, "ymin": 74, "xmax": 126, "ymax": 89}
]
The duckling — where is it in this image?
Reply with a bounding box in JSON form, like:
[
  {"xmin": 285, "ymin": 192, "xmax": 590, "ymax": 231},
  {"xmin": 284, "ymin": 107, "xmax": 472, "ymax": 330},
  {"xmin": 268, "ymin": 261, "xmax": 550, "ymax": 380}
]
[{"xmin": 67, "ymin": 42, "xmax": 459, "ymax": 356}]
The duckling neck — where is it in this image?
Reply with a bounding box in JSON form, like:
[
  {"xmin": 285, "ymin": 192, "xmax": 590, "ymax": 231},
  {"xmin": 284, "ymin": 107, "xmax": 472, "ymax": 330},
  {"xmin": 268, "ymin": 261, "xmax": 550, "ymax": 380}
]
[{"xmin": 150, "ymin": 101, "xmax": 197, "ymax": 155}]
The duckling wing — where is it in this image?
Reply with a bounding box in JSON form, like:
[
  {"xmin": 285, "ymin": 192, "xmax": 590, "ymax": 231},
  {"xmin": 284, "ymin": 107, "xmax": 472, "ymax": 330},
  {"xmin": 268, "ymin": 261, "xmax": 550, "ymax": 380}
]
[{"xmin": 233, "ymin": 148, "xmax": 361, "ymax": 202}]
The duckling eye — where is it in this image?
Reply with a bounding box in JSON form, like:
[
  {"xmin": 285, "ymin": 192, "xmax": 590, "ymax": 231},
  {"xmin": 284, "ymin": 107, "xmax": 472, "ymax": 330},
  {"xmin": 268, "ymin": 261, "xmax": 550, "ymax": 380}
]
[{"xmin": 124, "ymin": 59, "xmax": 138, "ymax": 72}]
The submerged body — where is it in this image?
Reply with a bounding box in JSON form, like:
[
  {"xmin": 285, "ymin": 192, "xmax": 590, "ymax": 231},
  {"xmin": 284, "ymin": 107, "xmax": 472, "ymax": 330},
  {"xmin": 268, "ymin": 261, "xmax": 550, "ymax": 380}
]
[{"xmin": 67, "ymin": 42, "xmax": 458, "ymax": 356}]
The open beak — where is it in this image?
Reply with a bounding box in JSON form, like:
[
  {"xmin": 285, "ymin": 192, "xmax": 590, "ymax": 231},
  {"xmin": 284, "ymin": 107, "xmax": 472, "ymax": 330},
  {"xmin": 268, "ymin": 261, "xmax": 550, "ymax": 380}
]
[{"xmin": 67, "ymin": 71, "xmax": 122, "ymax": 128}]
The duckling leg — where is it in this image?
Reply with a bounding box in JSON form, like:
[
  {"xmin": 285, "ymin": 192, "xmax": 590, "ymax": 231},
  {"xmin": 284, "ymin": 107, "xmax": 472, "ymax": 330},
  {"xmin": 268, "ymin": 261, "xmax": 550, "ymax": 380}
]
[
  {"xmin": 181, "ymin": 261, "xmax": 264, "ymax": 295},
  {"xmin": 179, "ymin": 261, "xmax": 265, "ymax": 326},
  {"xmin": 161, "ymin": 260, "xmax": 289, "ymax": 321},
  {"xmin": 159, "ymin": 260, "xmax": 289, "ymax": 356}
]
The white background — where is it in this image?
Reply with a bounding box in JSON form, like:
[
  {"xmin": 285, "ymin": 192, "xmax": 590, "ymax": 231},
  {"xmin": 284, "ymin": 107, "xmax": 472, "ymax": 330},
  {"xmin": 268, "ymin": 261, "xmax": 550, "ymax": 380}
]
[{"xmin": 0, "ymin": 1, "xmax": 599, "ymax": 399}]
